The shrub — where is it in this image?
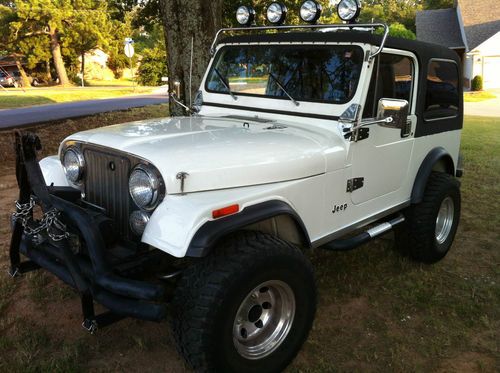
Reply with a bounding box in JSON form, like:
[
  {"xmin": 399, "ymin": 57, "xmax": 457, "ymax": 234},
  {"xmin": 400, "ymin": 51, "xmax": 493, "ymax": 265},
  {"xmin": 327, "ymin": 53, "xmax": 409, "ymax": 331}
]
[
  {"xmin": 471, "ymin": 75, "xmax": 483, "ymax": 91},
  {"xmin": 137, "ymin": 47, "xmax": 167, "ymax": 86},
  {"xmin": 388, "ymin": 23, "xmax": 416, "ymax": 40}
]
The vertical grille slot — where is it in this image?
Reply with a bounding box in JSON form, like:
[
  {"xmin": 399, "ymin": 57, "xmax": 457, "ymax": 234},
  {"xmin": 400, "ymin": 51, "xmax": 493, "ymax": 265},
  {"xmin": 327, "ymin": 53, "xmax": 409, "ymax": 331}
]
[{"xmin": 83, "ymin": 148, "xmax": 131, "ymax": 237}]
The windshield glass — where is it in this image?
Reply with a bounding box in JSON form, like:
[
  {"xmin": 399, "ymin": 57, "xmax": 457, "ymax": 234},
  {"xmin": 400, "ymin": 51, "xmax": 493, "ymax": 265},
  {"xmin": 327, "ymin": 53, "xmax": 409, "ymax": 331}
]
[{"xmin": 206, "ymin": 45, "xmax": 364, "ymax": 104}]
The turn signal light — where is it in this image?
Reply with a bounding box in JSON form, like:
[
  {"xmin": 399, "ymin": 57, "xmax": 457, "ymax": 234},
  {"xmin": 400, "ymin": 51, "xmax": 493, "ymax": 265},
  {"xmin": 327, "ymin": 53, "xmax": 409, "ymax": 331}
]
[{"xmin": 212, "ymin": 204, "xmax": 240, "ymax": 219}]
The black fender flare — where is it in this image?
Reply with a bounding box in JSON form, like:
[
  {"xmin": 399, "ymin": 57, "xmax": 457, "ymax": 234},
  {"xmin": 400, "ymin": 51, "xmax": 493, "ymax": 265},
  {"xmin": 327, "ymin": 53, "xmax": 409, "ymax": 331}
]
[
  {"xmin": 411, "ymin": 147, "xmax": 455, "ymax": 204},
  {"xmin": 186, "ymin": 200, "xmax": 311, "ymax": 257}
]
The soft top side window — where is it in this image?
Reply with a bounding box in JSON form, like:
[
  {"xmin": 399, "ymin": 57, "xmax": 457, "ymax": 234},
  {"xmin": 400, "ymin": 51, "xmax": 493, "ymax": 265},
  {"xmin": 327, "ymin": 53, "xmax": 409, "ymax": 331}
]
[
  {"xmin": 424, "ymin": 59, "xmax": 459, "ymax": 121},
  {"xmin": 362, "ymin": 53, "xmax": 414, "ymax": 118}
]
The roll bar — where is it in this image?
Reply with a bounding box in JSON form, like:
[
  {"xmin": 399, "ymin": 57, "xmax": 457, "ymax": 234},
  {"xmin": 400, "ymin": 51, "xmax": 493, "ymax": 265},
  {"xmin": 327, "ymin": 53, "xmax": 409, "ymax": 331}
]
[{"xmin": 210, "ymin": 23, "xmax": 389, "ymax": 60}]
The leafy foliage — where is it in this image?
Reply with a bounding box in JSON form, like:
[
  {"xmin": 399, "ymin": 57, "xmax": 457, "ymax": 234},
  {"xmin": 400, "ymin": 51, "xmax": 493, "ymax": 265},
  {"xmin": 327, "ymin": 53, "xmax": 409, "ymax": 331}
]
[
  {"xmin": 388, "ymin": 22, "xmax": 416, "ymax": 39},
  {"xmin": 137, "ymin": 46, "xmax": 167, "ymax": 86},
  {"xmin": 471, "ymin": 75, "xmax": 483, "ymax": 91}
]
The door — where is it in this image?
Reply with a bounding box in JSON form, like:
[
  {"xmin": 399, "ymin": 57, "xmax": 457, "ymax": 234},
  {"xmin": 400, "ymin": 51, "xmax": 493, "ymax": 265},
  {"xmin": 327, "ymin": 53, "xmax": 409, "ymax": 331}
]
[
  {"xmin": 349, "ymin": 52, "xmax": 417, "ymax": 205},
  {"xmin": 483, "ymin": 56, "xmax": 500, "ymax": 89}
]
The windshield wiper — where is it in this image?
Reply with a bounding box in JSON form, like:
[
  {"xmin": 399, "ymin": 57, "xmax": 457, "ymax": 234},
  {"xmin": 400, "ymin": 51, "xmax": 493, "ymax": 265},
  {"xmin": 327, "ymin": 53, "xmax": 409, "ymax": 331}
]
[
  {"xmin": 214, "ymin": 68, "xmax": 237, "ymax": 101},
  {"xmin": 268, "ymin": 72, "xmax": 299, "ymax": 107}
]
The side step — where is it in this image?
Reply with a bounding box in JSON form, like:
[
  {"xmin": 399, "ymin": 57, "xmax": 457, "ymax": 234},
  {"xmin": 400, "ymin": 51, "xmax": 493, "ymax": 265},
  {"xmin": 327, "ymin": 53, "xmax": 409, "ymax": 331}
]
[{"xmin": 322, "ymin": 214, "xmax": 405, "ymax": 252}]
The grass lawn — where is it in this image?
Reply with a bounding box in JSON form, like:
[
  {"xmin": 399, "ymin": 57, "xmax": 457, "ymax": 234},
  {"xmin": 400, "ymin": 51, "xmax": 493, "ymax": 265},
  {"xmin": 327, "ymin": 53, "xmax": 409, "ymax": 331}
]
[
  {"xmin": 0, "ymin": 86, "xmax": 156, "ymax": 110},
  {"xmin": 0, "ymin": 113, "xmax": 498, "ymax": 371},
  {"xmin": 464, "ymin": 91, "xmax": 497, "ymax": 102}
]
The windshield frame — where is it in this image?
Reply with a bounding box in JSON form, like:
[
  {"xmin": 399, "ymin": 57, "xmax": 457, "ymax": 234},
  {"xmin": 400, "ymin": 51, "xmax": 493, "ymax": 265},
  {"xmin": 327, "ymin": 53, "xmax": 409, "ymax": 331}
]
[{"xmin": 204, "ymin": 43, "xmax": 365, "ymax": 106}]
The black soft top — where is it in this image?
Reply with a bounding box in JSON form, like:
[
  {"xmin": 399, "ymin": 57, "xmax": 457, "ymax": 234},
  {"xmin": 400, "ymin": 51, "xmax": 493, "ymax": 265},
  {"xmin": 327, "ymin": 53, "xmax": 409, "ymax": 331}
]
[{"xmin": 220, "ymin": 31, "xmax": 460, "ymax": 65}]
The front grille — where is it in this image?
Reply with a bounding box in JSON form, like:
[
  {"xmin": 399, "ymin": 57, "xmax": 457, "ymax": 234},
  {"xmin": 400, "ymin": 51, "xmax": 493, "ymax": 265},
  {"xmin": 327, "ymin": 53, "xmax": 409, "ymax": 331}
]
[{"xmin": 83, "ymin": 147, "xmax": 131, "ymax": 238}]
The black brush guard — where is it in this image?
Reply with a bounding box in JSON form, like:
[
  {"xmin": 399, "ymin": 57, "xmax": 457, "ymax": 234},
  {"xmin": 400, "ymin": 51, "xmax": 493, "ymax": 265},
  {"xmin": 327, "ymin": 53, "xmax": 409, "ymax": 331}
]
[{"xmin": 8, "ymin": 133, "xmax": 168, "ymax": 332}]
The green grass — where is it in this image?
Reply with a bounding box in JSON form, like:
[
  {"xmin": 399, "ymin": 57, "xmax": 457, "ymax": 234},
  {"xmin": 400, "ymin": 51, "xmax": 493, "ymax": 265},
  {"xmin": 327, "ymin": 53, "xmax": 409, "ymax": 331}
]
[
  {"xmin": 0, "ymin": 86, "xmax": 156, "ymax": 109},
  {"xmin": 86, "ymin": 78, "xmax": 138, "ymax": 87},
  {"xmin": 464, "ymin": 91, "xmax": 497, "ymax": 102},
  {"xmin": 0, "ymin": 115, "xmax": 498, "ymax": 371}
]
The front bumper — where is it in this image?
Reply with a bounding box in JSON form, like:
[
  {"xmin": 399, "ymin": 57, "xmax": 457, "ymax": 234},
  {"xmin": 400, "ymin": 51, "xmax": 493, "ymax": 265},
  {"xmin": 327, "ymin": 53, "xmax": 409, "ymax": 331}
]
[{"xmin": 9, "ymin": 133, "xmax": 168, "ymax": 330}]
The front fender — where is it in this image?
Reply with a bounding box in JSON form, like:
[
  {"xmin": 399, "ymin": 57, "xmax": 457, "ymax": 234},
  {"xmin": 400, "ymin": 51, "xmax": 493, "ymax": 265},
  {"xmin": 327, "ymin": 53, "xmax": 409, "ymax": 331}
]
[
  {"xmin": 40, "ymin": 156, "xmax": 69, "ymax": 187},
  {"xmin": 141, "ymin": 180, "xmax": 316, "ymax": 258}
]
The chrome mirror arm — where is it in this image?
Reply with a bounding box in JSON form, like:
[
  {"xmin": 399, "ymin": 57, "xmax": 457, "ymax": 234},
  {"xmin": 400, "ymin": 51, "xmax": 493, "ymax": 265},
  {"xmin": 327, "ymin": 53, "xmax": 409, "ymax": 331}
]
[{"xmin": 169, "ymin": 93, "xmax": 198, "ymax": 115}]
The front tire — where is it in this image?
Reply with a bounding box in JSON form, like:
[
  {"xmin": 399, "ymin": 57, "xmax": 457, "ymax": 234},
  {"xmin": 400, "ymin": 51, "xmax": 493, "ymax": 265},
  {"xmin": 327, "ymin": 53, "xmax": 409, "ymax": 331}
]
[
  {"xmin": 395, "ymin": 172, "xmax": 461, "ymax": 263},
  {"xmin": 172, "ymin": 232, "xmax": 316, "ymax": 373}
]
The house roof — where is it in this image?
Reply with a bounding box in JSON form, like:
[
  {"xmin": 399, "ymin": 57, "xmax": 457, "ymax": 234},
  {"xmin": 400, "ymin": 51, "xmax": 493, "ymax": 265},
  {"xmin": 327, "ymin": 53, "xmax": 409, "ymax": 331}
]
[
  {"xmin": 458, "ymin": 0, "xmax": 500, "ymax": 50},
  {"xmin": 416, "ymin": 8, "xmax": 466, "ymax": 49}
]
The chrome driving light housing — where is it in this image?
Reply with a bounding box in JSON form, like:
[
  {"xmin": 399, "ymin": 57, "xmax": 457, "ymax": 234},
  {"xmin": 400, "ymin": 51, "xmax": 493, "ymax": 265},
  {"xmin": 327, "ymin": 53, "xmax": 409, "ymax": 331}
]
[
  {"xmin": 266, "ymin": 2, "xmax": 287, "ymax": 25},
  {"xmin": 337, "ymin": 0, "xmax": 361, "ymax": 23},
  {"xmin": 129, "ymin": 210, "xmax": 150, "ymax": 236},
  {"xmin": 300, "ymin": 0, "xmax": 322, "ymax": 24},
  {"xmin": 128, "ymin": 164, "xmax": 161, "ymax": 209},
  {"xmin": 236, "ymin": 5, "xmax": 256, "ymax": 26},
  {"xmin": 62, "ymin": 147, "xmax": 85, "ymax": 183}
]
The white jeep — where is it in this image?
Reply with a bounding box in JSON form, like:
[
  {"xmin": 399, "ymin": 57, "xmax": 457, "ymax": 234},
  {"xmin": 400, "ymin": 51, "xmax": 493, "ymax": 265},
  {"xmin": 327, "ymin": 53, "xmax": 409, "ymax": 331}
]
[{"xmin": 8, "ymin": 2, "xmax": 463, "ymax": 372}]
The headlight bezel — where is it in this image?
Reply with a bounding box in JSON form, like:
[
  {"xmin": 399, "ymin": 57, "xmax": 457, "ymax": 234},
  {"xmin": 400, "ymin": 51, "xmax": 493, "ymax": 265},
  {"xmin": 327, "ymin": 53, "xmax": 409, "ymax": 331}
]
[
  {"xmin": 62, "ymin": 146, "xmax": 85, "ymax": 184},
  {"xmin": 128, "ymin": 163, "xmax": 164, "ymax": 211}
]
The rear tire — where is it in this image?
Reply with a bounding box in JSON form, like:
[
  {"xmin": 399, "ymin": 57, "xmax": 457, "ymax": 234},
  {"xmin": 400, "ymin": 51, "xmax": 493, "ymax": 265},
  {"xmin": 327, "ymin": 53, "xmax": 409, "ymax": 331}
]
[
  {"xmin": 395, "ymin": 172, "xmax": 461, "ymax": 263},
  {"xmin": 171, "ymin": 231, "xmax": 316, "ymax": 373}
]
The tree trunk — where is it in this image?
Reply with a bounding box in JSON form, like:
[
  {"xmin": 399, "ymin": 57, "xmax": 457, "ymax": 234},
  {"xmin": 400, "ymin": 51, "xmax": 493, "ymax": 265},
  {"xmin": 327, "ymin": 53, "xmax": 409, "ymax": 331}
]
[
  {"xmin": 158, "ymin": 0, "xmax": 223, "ymax": 116},
  {"xmin": 45, "ymin": 59, "xmax": 52, "ymax": 83},
  {"xmin": 48, "ymin": 24, "xmax": 70, "ymax": 86},
  {"xmin": 81, "ymin": 52, "xmax": 85, "ymax": 87},
  {"xmin": 14, "ymin": 59, "xmax": 30, "ymax": 87}
]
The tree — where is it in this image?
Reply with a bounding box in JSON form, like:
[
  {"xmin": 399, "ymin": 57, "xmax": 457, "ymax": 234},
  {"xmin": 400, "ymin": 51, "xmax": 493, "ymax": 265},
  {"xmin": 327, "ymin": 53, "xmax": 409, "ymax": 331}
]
[
  {"xmin": 158, "ymin": 0, "xmax": 223, "ymax": 115},
  {"xmin": 388, "ymin": 22, "xmax": 416, "ymax": 39},
  {"xmin": 7, "ymin": 0, "xmax": 75, "ymax": 85},
  {"xmin": 137, "ymin": 46, "xmax": 167, "ymax": 86},
  {"xmin": 64, "ymin": 0, "xmax": 110, "ymax": 85}
]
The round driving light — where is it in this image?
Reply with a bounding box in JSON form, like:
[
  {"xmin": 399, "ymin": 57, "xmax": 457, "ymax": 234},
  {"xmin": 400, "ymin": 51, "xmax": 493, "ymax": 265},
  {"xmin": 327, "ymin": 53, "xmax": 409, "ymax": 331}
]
[
  {"xmin": 129, "ymin": 165, "xmax": 160, "ymax": 209},
  {"xmin": 129, "ymin": 210, "xmax": 150, "ymax": 236},
  {"xmin": 337, "ymin": 0, "xmax": 361, "ymax": 23},
  {"xmin": 266, "ymin": 2, "xmax": 287, "ymax": 25},
  {"xmin": 236, "ymin": 5, "xmax": 255, "ymax": 26},
  {"xmin": 300, "ymin": 0, "xmax": 322, "ymax": 24},
  {"xmin": 62, "ymin": 148, "xmax": 84, "ymax": 183}
]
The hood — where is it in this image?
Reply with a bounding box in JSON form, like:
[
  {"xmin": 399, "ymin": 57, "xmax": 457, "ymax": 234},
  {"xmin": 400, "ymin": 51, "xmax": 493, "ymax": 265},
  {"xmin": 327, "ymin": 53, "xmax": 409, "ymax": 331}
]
[{"xmin": 66, "ymin": 116, "xmax": 339, "ymax": 194}]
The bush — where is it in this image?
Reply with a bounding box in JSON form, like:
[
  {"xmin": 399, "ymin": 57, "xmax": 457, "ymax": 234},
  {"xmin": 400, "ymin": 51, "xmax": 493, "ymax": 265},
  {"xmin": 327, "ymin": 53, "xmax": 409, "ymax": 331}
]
[
  {"xmin": 137, "ymin": 47, "xmax": 167, "ymax": 86},
  {"xmin": 388, "ymin": 23, "xmax": 416, "ymax": 40},
  {"xmin": 471, "ymin": 75, "xmax": 483, "ymax": 91}
]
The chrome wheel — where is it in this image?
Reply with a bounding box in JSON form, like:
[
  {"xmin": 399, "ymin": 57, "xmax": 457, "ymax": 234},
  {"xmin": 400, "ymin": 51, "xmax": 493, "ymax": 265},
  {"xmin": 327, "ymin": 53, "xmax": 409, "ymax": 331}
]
[
  {"xmin": 233, "ymin": 280, "xmax": 296, "ymax": 360},
  {"xmin": 435, "ymin": 196, "xmax": 454, "ymax": 244}
]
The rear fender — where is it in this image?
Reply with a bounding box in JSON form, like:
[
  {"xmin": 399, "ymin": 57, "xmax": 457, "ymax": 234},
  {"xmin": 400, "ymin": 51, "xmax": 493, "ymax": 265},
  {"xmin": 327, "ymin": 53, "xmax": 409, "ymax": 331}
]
[{"xmin": 411, "ymin": 147, "xmax": 455, "ymax": 204}]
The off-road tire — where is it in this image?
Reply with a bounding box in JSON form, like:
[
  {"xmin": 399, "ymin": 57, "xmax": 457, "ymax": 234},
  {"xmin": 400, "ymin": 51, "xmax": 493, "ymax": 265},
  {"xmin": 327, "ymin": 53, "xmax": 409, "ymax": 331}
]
[
  {"xmin": 395, "ymin": 172, "xmax": 460, "ymax": 263},
  {"xmin": 171, "ymin": 231, "xmax": 316, "ymax": 373}
]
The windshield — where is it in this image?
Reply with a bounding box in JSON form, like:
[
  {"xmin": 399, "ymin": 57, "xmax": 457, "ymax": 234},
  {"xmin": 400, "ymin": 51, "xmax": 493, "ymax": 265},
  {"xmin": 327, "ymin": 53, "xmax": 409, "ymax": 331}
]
[{"xmin": 206, "ymin": 44, "xmax": 364, "ymax": 104}]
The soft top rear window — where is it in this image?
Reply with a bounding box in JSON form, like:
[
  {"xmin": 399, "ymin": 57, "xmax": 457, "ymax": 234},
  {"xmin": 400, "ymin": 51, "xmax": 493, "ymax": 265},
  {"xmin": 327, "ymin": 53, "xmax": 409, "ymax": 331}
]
[{"xmin": 206, "ymin": 44, "xmax": 364, "ymax": 104}]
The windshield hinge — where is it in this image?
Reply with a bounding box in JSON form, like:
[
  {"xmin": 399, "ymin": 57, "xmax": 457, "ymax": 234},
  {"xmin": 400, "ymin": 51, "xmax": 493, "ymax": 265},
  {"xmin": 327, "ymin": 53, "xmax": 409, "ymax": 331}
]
[
  {"xmin": 346, "ymin": 177, "xmax": 364, "ymax": 193},
  {"xmin": 344, "ymin": 127, "xmax": 369, "ymax": 142}
]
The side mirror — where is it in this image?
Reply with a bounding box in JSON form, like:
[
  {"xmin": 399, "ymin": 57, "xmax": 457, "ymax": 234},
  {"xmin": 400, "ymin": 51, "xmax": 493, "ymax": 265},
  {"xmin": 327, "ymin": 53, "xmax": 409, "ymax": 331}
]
[{"xmin": 376, "ymin": 98, "xmax": 409, "ymax": 129}]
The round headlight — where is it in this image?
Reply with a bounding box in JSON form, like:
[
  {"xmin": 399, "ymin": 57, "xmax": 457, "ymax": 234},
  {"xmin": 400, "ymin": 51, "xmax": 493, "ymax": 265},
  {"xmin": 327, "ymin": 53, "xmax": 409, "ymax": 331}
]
[
  {"xmin": 129, "ymin": 165, "xmax": 160, "ymax": 209},
  {"xmin": 300, "ymin": 1, "xmax": 322, "ymax": 24},
  {"xmin": 266, "ymin": 2, "xmax": 287, "ymax": 25},
  {"xmin": 129, "ymin": 210, "xmax": 150, "ymax": 236},
  {"xmin": 62, "ymin": 148, "xmax": 84, "ymax": 183},
  {"xmin": 236, "ymin": 5, "xmax": 255, "ymax": 26},
  {"xmin": 337, "ymin": 0, "xmax": 361, "ymax": 22}
]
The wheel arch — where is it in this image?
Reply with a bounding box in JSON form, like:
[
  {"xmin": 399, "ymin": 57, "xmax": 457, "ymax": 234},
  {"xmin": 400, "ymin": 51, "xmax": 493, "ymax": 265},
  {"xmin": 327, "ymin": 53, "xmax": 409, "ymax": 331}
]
[
  {"xmin": 411, "ymin": 147, "xmax": 455, "ymax": 204},
  {"xmin": 186, "ymin": 200, "xmax": 311, "ymax": 257}
]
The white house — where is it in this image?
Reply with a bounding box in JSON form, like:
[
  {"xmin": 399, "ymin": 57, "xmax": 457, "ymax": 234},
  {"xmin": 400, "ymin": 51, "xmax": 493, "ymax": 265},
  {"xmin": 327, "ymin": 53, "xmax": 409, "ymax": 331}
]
[{"xmin": 416, "ymin": 0, "xmax": 500, "ymax": 89}]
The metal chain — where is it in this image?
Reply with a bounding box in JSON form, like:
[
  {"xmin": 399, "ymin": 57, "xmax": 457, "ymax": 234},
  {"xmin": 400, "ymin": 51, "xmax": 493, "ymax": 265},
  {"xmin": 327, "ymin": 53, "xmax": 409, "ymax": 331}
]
[{"xmin": 12, "ymin": 199, "xmax": 70, "ymax": 242}]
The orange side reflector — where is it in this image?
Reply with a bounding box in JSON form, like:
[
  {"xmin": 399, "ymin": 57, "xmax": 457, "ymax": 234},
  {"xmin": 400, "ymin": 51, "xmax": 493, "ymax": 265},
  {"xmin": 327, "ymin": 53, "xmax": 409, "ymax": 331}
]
[{"xmin": 212, "ymin": 204, "xmax": 239, "ymax": 219}]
